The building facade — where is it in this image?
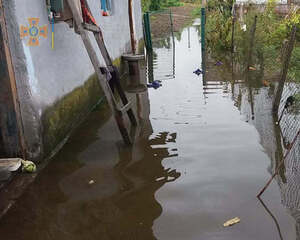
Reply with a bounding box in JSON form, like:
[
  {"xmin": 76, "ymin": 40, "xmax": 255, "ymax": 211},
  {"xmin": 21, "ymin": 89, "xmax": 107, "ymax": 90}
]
[{"xmin": 0, "ymin": 0, "xmax": 144, "ymax": 160}]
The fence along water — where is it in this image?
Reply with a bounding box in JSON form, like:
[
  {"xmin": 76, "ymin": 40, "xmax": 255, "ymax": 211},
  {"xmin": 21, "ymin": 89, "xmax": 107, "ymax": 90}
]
[{"xmin": 144, "ymin": 9, "xmax": 175, "ymax": 82}]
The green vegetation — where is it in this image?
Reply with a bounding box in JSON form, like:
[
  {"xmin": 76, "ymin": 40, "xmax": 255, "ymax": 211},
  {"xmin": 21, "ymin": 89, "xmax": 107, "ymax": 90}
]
[
  {"xmin": 142, "ymin": 0, "xmax": 184, "ymax": 12},
  {"xmin": 206, "ymin": 0, "xmax": 300, "ymax": 83}
]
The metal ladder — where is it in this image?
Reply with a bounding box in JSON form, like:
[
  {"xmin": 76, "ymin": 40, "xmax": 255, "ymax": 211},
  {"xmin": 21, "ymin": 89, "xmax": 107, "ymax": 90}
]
[{"xmin": 66, "ymin": 0, "xmax": 137, "ymax": 145}]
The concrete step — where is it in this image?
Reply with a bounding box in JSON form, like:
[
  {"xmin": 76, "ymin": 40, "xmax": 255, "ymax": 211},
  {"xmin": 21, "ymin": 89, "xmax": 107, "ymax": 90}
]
[
  {"xmin": 0, "ymin": 158, "xmax": 22, "ymax": 182},
  {"xmin": 0, "ymin": 158, "xmax": 22, "ymax": 171}
]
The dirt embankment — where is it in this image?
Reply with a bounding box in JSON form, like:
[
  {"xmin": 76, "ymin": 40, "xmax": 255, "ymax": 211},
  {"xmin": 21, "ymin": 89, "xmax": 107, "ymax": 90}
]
[{"xmin": 150, "ymin": 4, "xmax": 198, "ymax": 39}]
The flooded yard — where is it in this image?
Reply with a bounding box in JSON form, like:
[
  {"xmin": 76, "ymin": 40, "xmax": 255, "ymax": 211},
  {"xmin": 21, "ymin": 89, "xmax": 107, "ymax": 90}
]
[{"xmin": 0, "ymin": 21, "xmax": 299, "ymax": 240}]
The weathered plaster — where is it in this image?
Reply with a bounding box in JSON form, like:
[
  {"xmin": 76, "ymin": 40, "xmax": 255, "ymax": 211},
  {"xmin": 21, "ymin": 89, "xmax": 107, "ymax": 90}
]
[{"xmin": 3, "ymin": 0, "xmax": 43, "ymax": 160}]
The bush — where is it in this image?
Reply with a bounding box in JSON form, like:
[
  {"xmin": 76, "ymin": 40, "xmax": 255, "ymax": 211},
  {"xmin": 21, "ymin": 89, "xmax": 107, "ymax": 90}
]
[{"xmin": 141, "ymin": 0, "xmax": 184, "ymax": 12}]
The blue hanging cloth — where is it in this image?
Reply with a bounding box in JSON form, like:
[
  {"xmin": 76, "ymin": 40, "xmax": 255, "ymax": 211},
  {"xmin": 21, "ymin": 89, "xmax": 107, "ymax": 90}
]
[{"xmin": 101, "ymin": 0, "xmax": 107, "ymax": 12}]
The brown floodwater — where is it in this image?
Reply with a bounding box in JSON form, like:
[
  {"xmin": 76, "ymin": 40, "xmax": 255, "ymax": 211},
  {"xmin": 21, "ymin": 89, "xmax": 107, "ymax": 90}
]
[{"xmin": 0, "ymin": 23, "xmax": 299, "ymax": 240}]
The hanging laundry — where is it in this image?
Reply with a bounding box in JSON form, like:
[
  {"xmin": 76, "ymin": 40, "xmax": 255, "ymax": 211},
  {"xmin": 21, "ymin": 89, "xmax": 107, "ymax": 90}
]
[
  {"xmin": 101, "ymin": 0, "xmax": 112, "ymax": 16},
  {"xmin": 81, "ymin": 0, "xmax": 97, "ymax": 25}
]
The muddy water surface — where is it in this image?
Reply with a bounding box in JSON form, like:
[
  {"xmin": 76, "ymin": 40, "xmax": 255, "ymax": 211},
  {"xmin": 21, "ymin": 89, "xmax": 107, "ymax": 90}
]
[{"xmin": 0, "ymin": 24, "xmax": 298, "ymax": 240}]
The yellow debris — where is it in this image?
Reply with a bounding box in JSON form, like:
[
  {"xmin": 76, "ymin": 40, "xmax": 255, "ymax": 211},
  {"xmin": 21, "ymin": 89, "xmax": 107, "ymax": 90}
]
[{"xmin": 223, "ymin": 217, "xmax": 240, "ymax": 227}]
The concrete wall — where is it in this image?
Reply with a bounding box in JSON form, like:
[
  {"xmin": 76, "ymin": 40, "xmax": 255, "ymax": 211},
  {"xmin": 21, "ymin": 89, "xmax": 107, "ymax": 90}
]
[{"xmin": 3, "ymin": 0, "xmax": 144, "ymax": 160}]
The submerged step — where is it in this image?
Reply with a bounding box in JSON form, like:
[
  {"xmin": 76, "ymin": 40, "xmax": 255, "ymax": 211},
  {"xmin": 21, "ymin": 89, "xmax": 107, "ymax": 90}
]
[
  {"xmin": 0, "ymin": 158, "xmax": 22, "ymax": 182},
  {"xmin": 0, "ymin": 158, "xmax": 22, "ymax": 172}
]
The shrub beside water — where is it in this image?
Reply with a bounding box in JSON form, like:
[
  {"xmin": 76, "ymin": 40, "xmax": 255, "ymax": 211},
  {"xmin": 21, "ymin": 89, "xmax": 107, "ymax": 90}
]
[
  {"xmin": 206, "ymin": 0, "xmax": 300, "ymax": 83},
  {"xmin": 142, "ymin": 0, "xmax": 184, "ymax": 12}
]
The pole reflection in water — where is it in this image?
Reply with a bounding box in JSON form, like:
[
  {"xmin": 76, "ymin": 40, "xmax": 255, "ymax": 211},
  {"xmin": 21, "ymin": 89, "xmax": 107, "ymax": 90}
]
[
  {"xmin": 146, "ymin": 34, "xmax": 176, "ymax": 83},
  {"xmin": 257, "ymin": 197, "xmax": 284, "ymax": 240}
]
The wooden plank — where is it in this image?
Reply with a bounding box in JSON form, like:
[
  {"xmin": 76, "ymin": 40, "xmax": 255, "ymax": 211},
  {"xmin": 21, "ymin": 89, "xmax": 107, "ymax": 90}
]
[
  {"xmin": 94, "ymin": 32, "xmax": 113, "ymax": 66},
  {"xmin": 82, "ymin": 23, "xmax": 100, "ymax": 33},
  {"xmin": 112, "ymin": 66, "xmax": 137, "ymax": 126},
  {"xmin": 118, "ymin": 102, "xmax": 131, "ymax": 114}
]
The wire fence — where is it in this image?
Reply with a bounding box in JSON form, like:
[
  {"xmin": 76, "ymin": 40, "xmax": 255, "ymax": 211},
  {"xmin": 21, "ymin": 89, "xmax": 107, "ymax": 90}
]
[{"xmin": 144, "ymin": 9, "xmax": 176, "ymax": 82}]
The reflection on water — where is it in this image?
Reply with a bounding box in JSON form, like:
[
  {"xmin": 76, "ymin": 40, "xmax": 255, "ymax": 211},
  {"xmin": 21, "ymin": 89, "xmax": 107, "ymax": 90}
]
[
  {"xmin": 147, "ymin": 34, "xmax": 175, "ymax": 83},
  {"xmin": 0, "ymin": 20, "xmax": 299, "ymax": 240},
  {"xmin": 0, "ymin": 88, "xmax": 180, "ymax": 239}
]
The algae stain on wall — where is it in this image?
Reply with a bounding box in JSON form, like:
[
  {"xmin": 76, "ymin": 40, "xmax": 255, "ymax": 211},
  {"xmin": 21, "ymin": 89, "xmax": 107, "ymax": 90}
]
[
  {"xmin": 41, "ymin": 73, "xmax": 104, "ymax": 157},
  {"xmin": 41, "ymin": 57, "xmax": 128, "ymax": 158}
]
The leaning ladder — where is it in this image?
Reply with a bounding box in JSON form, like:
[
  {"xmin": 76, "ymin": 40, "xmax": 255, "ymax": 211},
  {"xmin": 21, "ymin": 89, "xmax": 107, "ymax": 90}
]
[{"xmin": 66, "ymin": 0, "xmax": 137, "ymax": 145}]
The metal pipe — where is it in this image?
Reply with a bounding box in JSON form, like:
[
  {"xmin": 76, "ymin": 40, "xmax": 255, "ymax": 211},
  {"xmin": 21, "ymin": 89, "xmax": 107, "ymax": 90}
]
[{"xmin": 128, "ymin": 0, "xmax": 136, "ymax": 54}]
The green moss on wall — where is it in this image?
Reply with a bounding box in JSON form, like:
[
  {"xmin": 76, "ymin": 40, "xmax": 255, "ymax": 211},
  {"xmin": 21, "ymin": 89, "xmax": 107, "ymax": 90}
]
[
  {"xmin": 42, "ymin": 57, "xmax": 124, "ymax": 157},
  {"xmin": 42, "ymin": 73, "xmax": 103, "ymax": 156}
]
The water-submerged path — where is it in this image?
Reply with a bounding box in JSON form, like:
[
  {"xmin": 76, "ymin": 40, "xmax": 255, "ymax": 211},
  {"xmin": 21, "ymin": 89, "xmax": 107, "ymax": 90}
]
[{"xmin": 0, "ymin": 23, "xmax": 298, "ymax": 240}]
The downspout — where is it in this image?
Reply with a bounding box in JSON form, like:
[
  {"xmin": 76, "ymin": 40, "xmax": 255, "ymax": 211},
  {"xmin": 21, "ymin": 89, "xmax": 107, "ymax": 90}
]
[{"xmin": 0, "ymin": 0, "xmax": 27, "ymax": 158}]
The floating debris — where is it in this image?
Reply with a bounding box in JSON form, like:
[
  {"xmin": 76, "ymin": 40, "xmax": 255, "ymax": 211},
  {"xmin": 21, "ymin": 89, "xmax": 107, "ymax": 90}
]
[
  {"xmin": 193, "ymin": 68, "xmax": 203, "ymax": 76},
  {"xmin": 156, "ymin": 177, "xmax": 165, "ymax": 182},
  {"xmin": 167, "ymin": 176, "xmax": 176, "ymax": 181},
  {"xmin": 215, "ymin": 61, "xmax": 223, "ymax": 66},
  {"xmin": 223, "ymin": 217, "xmax": 241, "ymax": 227},
  {"xmin": 89, "ymin": 180, "xmax": 95, "ymax": 185},
  {"xmin": 21, "ymin": 160, "xmax": 36, "ymax": 173},
  {"xmin": 147, "ymin": 80, "xmax": 162, "ymax": 89}
]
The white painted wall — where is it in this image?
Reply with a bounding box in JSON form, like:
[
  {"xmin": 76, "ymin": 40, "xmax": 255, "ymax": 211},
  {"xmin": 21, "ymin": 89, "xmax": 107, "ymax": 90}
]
[{"xmin": 13, "ymin": 0, "xmax": 143, "ymax": 109}]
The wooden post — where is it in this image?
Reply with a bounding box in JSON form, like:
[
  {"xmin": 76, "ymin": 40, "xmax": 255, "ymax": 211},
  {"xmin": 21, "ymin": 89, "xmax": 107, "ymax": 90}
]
[
  {"xmin": 201, "ymin": 3, "xmax": 206, "ymax": 52},
  {"xmin": 170, "ymin": 9, "xmax": 175, "ymax": 78},
  {"xmin": 247, "ymin": 15, "xmax": 257, "ymax": 70},
  {"xmin": 231, "ymin": 5, "xmax": 236, "ymax": 53},
  {"xmin": 128, "ymin": 0, "xmax": 136, "ymax": 54},
  {"xmin": 0, "ymin": 0, "xmax": 26, "ymax": 157},
  {"xmin": 143, "ymin": 12, "xmax": 152, "ymax": 51},
  {"xmin": 272, "ymin": 25, "xmax": 297, "ymax": 113}
]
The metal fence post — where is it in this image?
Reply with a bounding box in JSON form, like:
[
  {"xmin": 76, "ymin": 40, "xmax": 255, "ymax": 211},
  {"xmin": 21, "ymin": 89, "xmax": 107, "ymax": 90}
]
[
  {"xmin": 201, "ymin": 5, "xmax": 206, "ymax": 78},
  {"xmin": 143, "ymin": 12, "xmax": 152, "ymax": 51},
  {"xmin": 272, "ymin": 25, "xmax": 297, "ymax": 113},
  {"xmin": 201, "ymin": 7, "xmax": 206, "ymax": 52}
]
